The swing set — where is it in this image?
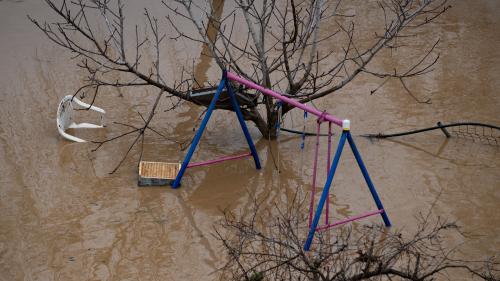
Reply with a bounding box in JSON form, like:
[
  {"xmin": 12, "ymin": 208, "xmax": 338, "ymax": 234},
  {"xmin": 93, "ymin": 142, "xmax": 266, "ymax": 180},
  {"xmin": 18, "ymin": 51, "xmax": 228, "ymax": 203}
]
[
  {"xmin": 168, "ymin": 70, "xmax": 391, "ymax": 251},
  {"xmin": 57, "ymin": 70, "xmax": 390, "ymax": 251}
]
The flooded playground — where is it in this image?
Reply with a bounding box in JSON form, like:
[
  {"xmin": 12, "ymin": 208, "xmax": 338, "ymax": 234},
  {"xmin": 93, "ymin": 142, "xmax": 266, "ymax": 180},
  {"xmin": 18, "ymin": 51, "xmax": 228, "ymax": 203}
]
[{"xmin": 0, "ymin": 0, "xmax": 499, "ymax": 280}]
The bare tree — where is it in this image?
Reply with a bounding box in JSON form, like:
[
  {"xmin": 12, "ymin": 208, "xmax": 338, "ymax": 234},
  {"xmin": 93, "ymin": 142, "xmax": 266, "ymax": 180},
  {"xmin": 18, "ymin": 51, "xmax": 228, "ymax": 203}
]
[
  {"xmin": 214, "ymin": 192, "xmax": 499, "ymax": 281},
  {"xmin": 31, "ymin": 0, "xmax": 449, "ymax": 134},
  {"xmin": 29, "ymin": 0, "xmax": 450, "ymax": 171}
]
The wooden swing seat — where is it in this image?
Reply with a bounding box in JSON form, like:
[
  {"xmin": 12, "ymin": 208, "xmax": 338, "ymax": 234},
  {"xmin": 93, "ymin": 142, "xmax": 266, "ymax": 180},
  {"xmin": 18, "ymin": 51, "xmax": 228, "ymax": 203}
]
[{"xmin": 138, "ymin": 161, "xmax": 181, "ymax": 186}]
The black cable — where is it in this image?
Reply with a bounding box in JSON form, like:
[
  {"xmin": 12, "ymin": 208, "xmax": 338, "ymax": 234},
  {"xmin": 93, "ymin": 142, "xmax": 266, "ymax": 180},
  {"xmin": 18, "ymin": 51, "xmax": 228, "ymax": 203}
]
[
  {"xmin": 280, "ymin": 127, "xmax": 332, "ymax": 137},
  {"xmin": 362, "ymin": 122, "xmax": 500, "ymax": 138}
]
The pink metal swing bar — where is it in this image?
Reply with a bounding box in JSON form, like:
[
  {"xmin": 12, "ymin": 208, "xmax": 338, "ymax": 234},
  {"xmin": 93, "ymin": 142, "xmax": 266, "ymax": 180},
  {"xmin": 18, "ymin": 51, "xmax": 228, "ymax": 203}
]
[{"xmin": 187, "ymin": 152, "xmax": 252, "ymax": 168}]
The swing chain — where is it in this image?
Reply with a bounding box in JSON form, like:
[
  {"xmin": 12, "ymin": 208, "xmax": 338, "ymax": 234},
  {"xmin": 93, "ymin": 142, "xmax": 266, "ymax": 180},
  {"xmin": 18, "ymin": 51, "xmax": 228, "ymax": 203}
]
[
  {"xmin": 275, "ymin": 101, "xmax": 283, "ymax": 130},
  {"xmin": 318, "ymin": 110, "xmax": 328, "ymax": 124},
  {"xmin": 301, "ymin": 111, "xmax": 308, "ymax": 150}
]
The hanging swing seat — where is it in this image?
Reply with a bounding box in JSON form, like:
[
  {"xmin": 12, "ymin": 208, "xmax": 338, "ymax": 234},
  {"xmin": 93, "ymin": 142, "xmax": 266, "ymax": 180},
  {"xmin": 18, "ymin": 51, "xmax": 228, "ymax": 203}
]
[{"xmin": 138, "ymin": 161, "xmax": 181, "ymax": 186}]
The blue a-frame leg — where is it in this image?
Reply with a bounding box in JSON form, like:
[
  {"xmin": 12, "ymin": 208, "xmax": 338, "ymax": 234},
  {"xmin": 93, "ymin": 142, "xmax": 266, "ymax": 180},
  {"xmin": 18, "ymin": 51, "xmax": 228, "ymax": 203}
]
[
  {"xmin": 303, "ymin": 129, "xmax": 391, "ymax": 251},
  {"xmin": 171, "ymin": 71, "xmax": 261, "ymax": 188}
]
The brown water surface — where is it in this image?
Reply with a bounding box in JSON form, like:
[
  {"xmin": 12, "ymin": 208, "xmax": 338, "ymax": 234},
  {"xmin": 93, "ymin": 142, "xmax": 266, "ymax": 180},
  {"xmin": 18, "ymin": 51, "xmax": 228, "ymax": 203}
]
[{"xmin": 0, "ymin": 1, "xmax": 499, "ymax": 280}]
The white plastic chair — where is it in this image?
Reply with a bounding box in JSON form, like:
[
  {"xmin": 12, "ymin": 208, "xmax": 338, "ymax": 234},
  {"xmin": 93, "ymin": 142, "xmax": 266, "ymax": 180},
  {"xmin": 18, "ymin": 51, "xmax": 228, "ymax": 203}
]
[{"xmin": 57, "ymin": 95, "xmax": 106, "ymax": 142}]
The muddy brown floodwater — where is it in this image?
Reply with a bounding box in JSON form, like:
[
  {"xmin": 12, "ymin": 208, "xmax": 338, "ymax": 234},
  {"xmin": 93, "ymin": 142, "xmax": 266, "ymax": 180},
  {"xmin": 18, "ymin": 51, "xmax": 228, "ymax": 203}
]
[{"xmin": 0, "ymin": 0, "xmax": 499, "ymax": 280}]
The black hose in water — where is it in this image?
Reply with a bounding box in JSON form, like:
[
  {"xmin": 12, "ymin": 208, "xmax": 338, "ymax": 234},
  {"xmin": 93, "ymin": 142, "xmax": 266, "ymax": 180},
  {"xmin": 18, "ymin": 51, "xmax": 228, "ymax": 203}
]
[
  {"xmin": 362, "ymin": 122, "xmax": 499, "ymax": 145},
  {"xmin": 280, "ymin": 127, "xmax": 332, "ymax": 137}
]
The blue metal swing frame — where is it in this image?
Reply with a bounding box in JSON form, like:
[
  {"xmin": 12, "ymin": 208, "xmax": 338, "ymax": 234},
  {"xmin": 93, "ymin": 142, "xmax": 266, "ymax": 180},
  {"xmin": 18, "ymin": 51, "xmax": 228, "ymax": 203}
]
[
  {"xmin": 171, "ymin": 71, "xmax": 261, "ymax": 188},
  {"xmin": 303, "ymin": 128, "xmax": 391, "ymax": 251}
]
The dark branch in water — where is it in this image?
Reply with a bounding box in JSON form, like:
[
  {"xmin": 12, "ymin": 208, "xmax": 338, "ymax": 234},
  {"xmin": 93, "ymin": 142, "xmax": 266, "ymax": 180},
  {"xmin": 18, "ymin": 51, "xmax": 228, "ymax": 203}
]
[{"xmin": 215, "ymin": 190, "xmax": 499, "ymax": 280}]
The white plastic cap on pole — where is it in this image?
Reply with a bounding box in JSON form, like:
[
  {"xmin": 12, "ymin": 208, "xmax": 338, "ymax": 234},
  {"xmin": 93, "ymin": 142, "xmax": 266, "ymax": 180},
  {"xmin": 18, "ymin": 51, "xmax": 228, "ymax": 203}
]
[{"xmin": 342, "ymin": 119, "xmax": 350, "ymax": 131}]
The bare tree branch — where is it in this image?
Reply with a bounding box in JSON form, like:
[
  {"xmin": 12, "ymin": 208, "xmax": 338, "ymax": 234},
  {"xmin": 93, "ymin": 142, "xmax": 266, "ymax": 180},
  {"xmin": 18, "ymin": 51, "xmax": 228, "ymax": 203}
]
[
  {"xmin": 32, "ymin": 0, "xmax": 452, "ymax": 168},
  {"xmin": 214, "ymin": 191, "xmax": 499, "ymax": 281}
]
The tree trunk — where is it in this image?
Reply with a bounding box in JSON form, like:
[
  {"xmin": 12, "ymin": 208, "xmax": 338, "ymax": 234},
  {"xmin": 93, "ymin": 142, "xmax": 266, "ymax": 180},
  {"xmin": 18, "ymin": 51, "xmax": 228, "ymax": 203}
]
[{"xmin": 241, "ymin": 106, "xmax": 280, "ymax": 139}]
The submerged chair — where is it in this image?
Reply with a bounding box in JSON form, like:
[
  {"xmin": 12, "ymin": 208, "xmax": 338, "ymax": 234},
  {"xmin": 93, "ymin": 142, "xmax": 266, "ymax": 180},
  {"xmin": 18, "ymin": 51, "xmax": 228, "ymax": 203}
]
[{"xmin": 56, "ymin": 95, "xmax": 105, "ymax": 142}]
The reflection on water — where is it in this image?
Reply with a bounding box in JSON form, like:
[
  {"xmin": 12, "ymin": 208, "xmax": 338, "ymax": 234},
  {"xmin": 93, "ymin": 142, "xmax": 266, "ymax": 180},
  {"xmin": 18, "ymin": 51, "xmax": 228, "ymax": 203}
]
[
  {"xmin": 193, "ymin": 0, "xmax": 225, "ymax": 87},
  {"xmin": 0, "ymin": 0, "xmax": 499, "ymax": 280}
]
